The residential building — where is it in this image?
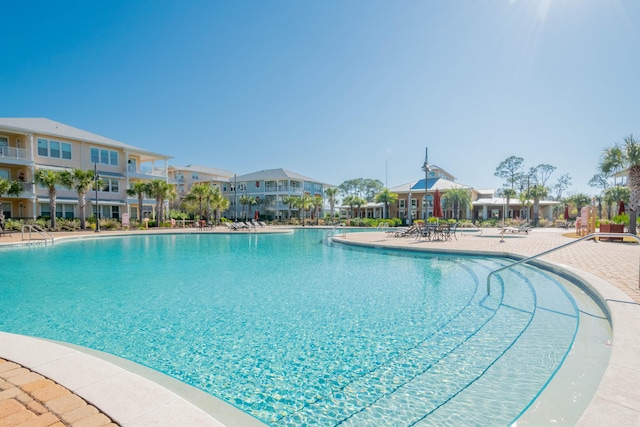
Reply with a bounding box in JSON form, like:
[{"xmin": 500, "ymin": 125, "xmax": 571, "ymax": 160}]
[
  {"xmin": 227, "ymin": 168, "xmax": 330, "ymax": 221},
  {"xmin": 0, "ymin": 118, "xmax": 170, "ymax": 221},
  {"xmin": 168, "ymin": 164, "xmax": 234, "ymax": 199}
]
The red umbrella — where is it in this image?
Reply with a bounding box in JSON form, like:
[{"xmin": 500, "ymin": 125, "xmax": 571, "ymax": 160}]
[
  {"xmin": 619, "ymin": 200, "xmax": 625, "ymax": 215},
  {"xmin": 564, "ymin": 205, "xmax": 569, "ymax": 220},
  {"xmin": 254, "ymin": 210, "xmax": 259, "ymax": 220},
  {"xmin": 433, "ymin": 189, "xmax": 443, "ymax": 218}
]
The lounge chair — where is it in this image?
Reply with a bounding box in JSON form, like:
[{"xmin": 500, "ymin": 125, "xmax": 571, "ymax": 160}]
[{"xmin": 499, "ymin": 223, "xmax": 531, "ymax": 234}]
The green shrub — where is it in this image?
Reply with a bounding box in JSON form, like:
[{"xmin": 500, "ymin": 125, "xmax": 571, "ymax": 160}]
[{"xmin": 612, "ymin": 214, "xmax": 629, "ymax": 225}]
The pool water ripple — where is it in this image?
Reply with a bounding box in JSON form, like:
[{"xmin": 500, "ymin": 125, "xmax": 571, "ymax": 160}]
[{"xmin": 0, "ymin": 230, "xmax": 608, "ymax": 425}]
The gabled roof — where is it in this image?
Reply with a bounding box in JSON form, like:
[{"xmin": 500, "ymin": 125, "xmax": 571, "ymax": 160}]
[
  {"xmin": 0, "ymin": 118, "xmax": 170, "ymax": 159},
  {"xmin": 169, "ymin": 164, "xmax": 235, "ymax": 178},
  {"xmin": 389, "ymin": 178, "xmax": 471, "ymax": 193},
  {"xmin": 235, "ymin": 168, "xmax": 329, "ymax": 185}
]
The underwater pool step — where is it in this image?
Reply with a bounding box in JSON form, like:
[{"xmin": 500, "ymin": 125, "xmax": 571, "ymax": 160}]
[{"xmin": 276, "ymin": 291, "xmax": 534, "ymax": 426}]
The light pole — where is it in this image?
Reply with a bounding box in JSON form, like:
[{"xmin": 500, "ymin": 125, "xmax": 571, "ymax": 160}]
[{"xmin": 94, "ymin": 163, "xmax": 100, "ymax": 233}]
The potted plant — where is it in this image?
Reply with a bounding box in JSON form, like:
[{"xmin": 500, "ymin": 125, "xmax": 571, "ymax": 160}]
[{"xmin": 599, "ymin": 218, "xmax": 625, "ymax": 241}]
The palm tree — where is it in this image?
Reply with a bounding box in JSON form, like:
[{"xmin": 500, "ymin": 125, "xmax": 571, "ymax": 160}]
[
  {"xmin": 600, "ymin": 144, "xmax": 624, "ymax": 187},
  {"xmin": 603, "ymin": 186, "xmax": 630, "ymax": 218},
  {"xmin": 294, "ymin": 194, "xmax": 314, "ymax": 226},
  {"xmin": 313, "ymin": 195, "xmax": 323, "ymax": 224},
  {"xmin": 239, "ymin": 195, "xmax": 256, "ymax": 220},
  {"xmin": 126, "ymin": 181, "xmax": 151, "ymax": 221},
  {"xmin": 34, "ymin": 169, "xmax": 72, "ymax": 229},
  {"xmin": 282, "ymin": 195, "xmax": 297, "ymax": 223},
  {"xmin": 602, "ymin": 135, "xmax": 640, "ymax": 234},
  {"xmin": 69, "ymin": 168, "xmax": 96, "ymax": 229},
  {"xmin": 324, "ymin": 187, "xmax": 339, "ymax": 223},
  {"xmin": 529, "ymin": 185, "xmax": 548, "ymax": 227},
  {"xmin": 210, "ymin": 187, "xmax": 229, "ymax": 224},
  {"xmin": 442, "ymin": 188, "xmax": 471, "ymax": 220},
  {"xmin": 502, "ymin": 188, "xmax": 517, "ymax": 221},
  {"xmin": 342, "ymin": 195, "xmax": 357, "ymax": 220},
  {"xmin": 0, "ymin": 178, "xmax": 23, "ymax": 220},
  {"xmin": 187, "ymin": 183, "xmax": 213, "ymax": 220},
  {"xmin": 352, "ymin": 196, "xmax": 367, "ymax": 219},
  {"xmin": 375, "ymin": 188, "xmax": 398, "ymax": 220},
  {"xmin": 148, "ymin": 179, "xmax": 176, "ymax": 226},
  {"xmin": 567, "ymin": 193, "xmax": 592, "ymax": 213}
]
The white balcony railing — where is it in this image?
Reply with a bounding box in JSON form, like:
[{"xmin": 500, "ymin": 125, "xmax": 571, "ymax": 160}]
[
  {"xmin": 127, "ymin": 165, "xmax": 167, "ymax": 177},
  {"xmin": 0, "ymin": 146, "xmax": 30, "ymax": 160}
]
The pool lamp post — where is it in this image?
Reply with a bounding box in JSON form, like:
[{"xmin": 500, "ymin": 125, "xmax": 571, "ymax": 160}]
[{"xmin": 94, "ymin": 163, "xmax": 100, "ymax": 233}]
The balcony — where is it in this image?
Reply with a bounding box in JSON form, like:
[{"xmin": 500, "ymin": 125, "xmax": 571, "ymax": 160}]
[
  {"xmin": 127, "ymin": 164, "xmax": 167, "ymax": 179},
  {"xmin": 0, "ymin": 146, "xmax": 30, "ymax": 162}
]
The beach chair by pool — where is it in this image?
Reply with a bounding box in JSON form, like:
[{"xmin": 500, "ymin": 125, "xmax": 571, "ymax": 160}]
[{"xmin": 499, "ymin": 223, "xmax": 531, "ymax": 234}]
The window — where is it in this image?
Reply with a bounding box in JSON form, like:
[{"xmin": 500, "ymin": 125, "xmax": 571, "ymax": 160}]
[
  {"xmin": 238, "ymin": 183, "xmax": 246, "ymax": 191},
  {"xmin": 91, "ymin": 147, "xmax": 118, "ymax": 166},
  {"xmin": 192, "ymin": 173, "xmax": 199, "ymax": 180},
  {"xmin": 399, "ymin": 199, "xmax": 406, "ymax": 209},
  {"xmin": 56, "ymin": 204, "xmax": 75, "ymax": 219},
  {"xmin": 37, "ymin": 139, "xmax": 48, "ymax": 156},
  {"xmin": 50, "ymin": 141, "xmax": 60, "ymax": 158},
  {"xmin": 0, "ymin": 169, "xmax": 9, "ymax": 180},
  {"xmin": 37, "ymin": 139, "xmax": 71, "ymax": 160},
  {"xmin": 61, "ymin": 143, "xmax": 72, "ymax": 159},
  {"xmin": 101, "ymin": 178, "xmax": 119, "ymax": 193}
]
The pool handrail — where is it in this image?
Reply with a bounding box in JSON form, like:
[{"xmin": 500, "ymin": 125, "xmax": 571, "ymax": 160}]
[
  {"xmin": 21, "ymin": 224, "xmax": 54, "ymax": 246},
  {"xmin": 487, "ymin": 232, "xmax": 640, "ymax": 295}
]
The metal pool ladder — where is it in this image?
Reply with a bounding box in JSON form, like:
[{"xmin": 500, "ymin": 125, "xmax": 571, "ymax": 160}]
[
  {"xmin": 486, "ymin": 232, "xmax": 640, "ymax": 295},
  {"xmin": 21, "ymin": 224, "xmax": 54, "ymax": 246}
]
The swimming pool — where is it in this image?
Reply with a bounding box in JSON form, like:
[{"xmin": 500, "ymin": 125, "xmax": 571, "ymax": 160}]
[{"xmin": 0, "ymin": 229, "xmax": 610, "ymax": 425}]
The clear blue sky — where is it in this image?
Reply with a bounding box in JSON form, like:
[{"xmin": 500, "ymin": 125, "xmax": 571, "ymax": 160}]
[{"xmin": 2, "ymin": 1, "xmax": 639, "ymax": 196}]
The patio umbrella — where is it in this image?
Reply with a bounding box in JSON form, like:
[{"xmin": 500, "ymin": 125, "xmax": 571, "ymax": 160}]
[
  {"xmin": 254, "ymin": 210, "xmax": 260, "ymax": 220},
  {"xmin": 619, "ymin": 200, "xmax": 625, "ymax": 215},
  {"xmin": 564, "ymin": 205, "xmax": 569, "ymax": 220},
  {"xmin": 433, "ymin": 189, "xmax": 443, "ymax": 218}
]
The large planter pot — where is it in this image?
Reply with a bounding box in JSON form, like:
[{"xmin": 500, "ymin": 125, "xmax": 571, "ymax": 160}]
[{"xmin": 599, "ymin": 223, "xmax": 624, "ymax": 241}]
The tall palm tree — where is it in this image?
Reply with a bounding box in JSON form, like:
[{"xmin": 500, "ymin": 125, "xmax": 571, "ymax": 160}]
[
  {"xmin": 148, "ymin": 179, "xmax": 176, "ymax": 226},
  {"xmin": 239, "ymin": 195, "xmax": 256, "ymax": 220},
  {"xmin": 295, "ymin": 194, "xmax": 314, "ymax": 226},
  {"xmin": 0, "ymin": 178, "xmax": 23, "ymax": 220},
  {"xmin": 126, "ymin": 181, "xmax": 151, "ymax": 221},
  {"xmin": 442, "ymin": 188, "xmax": 471, "ymax": 220},
  {"xmin": 352, "ymin": 196, "xmax": 367, "ymax": 219},
  {"xmin": 313, "ymin": 195, "xmax": 323, "ymax": 224},
  {"xmin": 282, "ymin": 195, "xmax": 297, "ymax": 223},
  {"xmin": 187, "ymin": 183, "xmax": 213, "ymax": 220},
  {"xmin": 528, "ymin": 185, "xmax": 548, "ymax": 226},
  {"xmin": 34, "ymin": 169, "xmax": 72, "ymax": 229},
  {"xmin": 342, "ymin": 195, "xmax": 357, "ymax": 220},
  {"xmin": 210, "ymin": 187, "xmax": 229, "ymax": 224},
  {"xmin": 69, "ymin": 168, "xmax": 96, "ymax": 230},
  {"xmin": 502, "ymin": 188, "xmax": 517, "ymax": 221},
  {"xmin": 375, "ymin": 188, "xmax": 398, "ymax": 220},
  {"xmin": 602, "ymin": 135, "xmax": 640, "ymax": 234},
  {"xmin": 324, "ymin": 187, "xmax": 339, "ymax": 223}
]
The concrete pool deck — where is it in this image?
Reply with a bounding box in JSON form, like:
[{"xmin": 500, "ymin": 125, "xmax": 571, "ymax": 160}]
[{"xmin": 0, "ymin": 226, "xmax": 639, "ymax": 425}]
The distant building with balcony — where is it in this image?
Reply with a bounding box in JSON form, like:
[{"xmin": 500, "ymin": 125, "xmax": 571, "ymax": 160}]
[
  {"xmin": 0, "ymin": 118, "xmax": 171, "ymax": 220},
  {"xmin": 228, "ymin": 168, "xmax": 330, "ymax": 221},
  {"xmin": 168, "ymin": 164, "xmax": 234, "ymax": 200}
]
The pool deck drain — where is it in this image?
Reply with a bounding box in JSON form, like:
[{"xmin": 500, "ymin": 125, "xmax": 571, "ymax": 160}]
[{"xmin": 0, "ymin": 226, "xmax": 639, "ymax": 426}]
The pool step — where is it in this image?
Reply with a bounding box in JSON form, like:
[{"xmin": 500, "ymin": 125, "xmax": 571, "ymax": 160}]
[{"xmin": 277, "ymin": 281, "xmax": 534, "ymax": 426}]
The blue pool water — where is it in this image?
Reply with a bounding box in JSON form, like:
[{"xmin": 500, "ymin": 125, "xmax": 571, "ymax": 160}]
[{"xmin": 0, "ymin": 230, "xmax": 609, "ymax": 425}]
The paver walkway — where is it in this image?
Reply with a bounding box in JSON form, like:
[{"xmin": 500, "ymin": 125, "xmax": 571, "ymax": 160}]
[{"xmin": 0, "ymin": 358, "xmax": 117, "ymax": 427}]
